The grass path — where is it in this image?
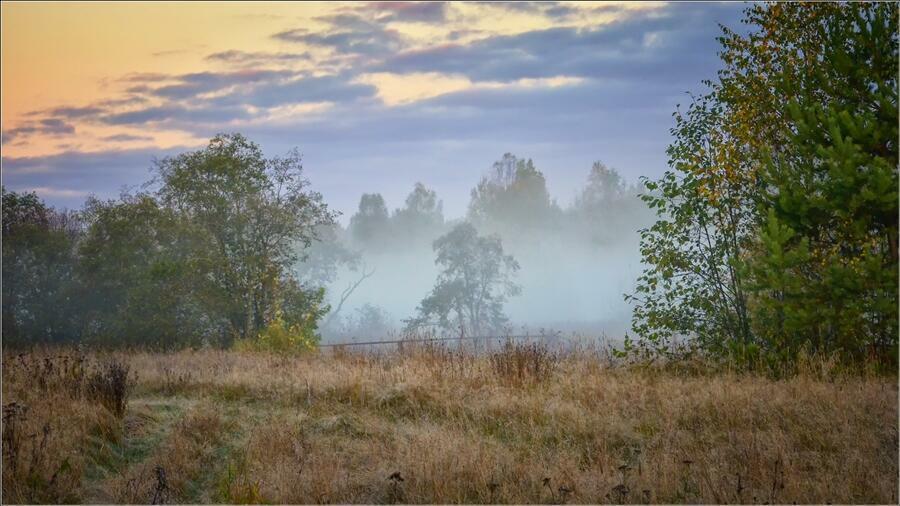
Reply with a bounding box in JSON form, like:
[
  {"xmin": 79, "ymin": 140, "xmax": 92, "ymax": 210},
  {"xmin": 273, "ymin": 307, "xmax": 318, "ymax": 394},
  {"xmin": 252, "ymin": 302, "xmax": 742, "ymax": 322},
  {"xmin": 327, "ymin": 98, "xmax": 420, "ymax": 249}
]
[
  {"xmin": 82, "ymin": 394, "xmax": 281, "ymax": 504},
  {"xmin": 82, "ymin": 398, "xmax": 192, "ymax": 503}
]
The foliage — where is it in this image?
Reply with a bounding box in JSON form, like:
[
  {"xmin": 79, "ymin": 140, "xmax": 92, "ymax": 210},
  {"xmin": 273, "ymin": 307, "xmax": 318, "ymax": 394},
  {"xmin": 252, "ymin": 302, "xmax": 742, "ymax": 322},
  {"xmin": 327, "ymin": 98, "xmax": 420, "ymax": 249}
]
[
  {"xmin": 233, "ymin": 280, "xmax": 327, "ymax": 354},
  {"xmin": 2, "ymin": 134, "xmax": 335, "ymax": 349},
  {"xmin": 744, "ymin": 3, "xmax": 898, "ymax": 367},
  {"xmin": 78, "ymin": 194, "xmax": 211, "ymax": 347},
  {"xmin": 406, "ymin": 222, "xmax": 520, "ymax": 337},
  {"xmin": 233, "ymin": 311, "xmax": 320, "ymax": 354},
  {"xmin": 626, "ymin": 94, "xmax": 755, "ymax": 361},
  {"xmin": 628, "ymin": 2, "xmax": 898, "ymax": 369},
  {"xmin": 154, "ymin": 133, "xmax": 336, "ymax": 342},
  {"xmin": 1, "ymin": 188, "xmax": 82, "ymax": 345}
]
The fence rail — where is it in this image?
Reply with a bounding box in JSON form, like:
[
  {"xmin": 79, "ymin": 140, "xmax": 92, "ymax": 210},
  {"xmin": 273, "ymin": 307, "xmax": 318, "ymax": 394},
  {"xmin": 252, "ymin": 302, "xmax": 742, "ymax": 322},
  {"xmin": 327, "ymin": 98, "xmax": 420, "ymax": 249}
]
[{"xmin": 318, "ymin": 333, "xmax": 559, "ymax": 348}]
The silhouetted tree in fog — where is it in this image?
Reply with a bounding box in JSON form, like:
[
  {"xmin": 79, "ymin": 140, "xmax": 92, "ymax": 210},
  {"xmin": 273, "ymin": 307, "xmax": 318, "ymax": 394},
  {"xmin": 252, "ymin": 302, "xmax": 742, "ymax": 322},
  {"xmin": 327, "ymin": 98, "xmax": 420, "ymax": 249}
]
[
  {"xmin": 468, "ymin": 153, "xmax": 559, "ymax": 234},
  {"xmin": 349, "ymin": 193, "xmax": 390, "ymax": 247},
  {"xmin": 571, "ymin": 162, "xmax": 645, "ymax": 245},
  {"xmin": 392, "ymin": 182, "xmax": 444, "ymax": 242},
  {"xmin": 406, "ymin": 222, "xmax": 520, "ymax": 340}
]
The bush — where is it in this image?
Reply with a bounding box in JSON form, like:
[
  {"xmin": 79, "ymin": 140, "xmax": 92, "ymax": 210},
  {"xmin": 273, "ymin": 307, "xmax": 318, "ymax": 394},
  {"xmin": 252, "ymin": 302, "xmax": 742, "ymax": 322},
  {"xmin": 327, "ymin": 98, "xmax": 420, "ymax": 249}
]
[
  {"xmin": 489, "ymin": 341, "xmax": 558, "ymax": 385},
  {"xmin": 86, "ymin": 360, "xmax": 132, "ymax": 418},
  {"xmin": 233, "ymin": 313, "xmax": 319, "ymax": 354}
]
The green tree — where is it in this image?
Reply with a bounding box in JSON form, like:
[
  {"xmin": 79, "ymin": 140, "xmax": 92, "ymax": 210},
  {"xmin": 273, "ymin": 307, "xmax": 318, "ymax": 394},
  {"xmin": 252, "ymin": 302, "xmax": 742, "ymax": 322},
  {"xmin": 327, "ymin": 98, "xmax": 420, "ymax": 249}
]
[
  {"xmin": 406, "ymin": 222, "xmax": 520, "ymax": 340},
  {"xmin": 628, "ymin": 2, "xmax": 898, "ymax": 368},
  {"xmin": 1, "ymin": 188, "xmax": 82, "ymax": 344},
  {"xmin": 626, "ymin": 95, "xmax": 755, "ymax": 360},
  {"xmin": 155, "ymin": 133, "xmax": 335, "ymax": 342},
  {"xmin": 745, "ymin": 2, "xmax": 898, "ymax": 365},
  {"xmin": 78, "ymin": 194, "xmax": 210, "ymax": 347}
]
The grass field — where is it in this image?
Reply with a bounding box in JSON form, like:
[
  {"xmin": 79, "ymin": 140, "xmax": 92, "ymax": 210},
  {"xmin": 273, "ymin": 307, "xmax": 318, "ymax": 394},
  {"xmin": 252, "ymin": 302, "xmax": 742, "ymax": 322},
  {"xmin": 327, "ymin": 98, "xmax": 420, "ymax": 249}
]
[{"xmin": 2, "ymin": 344, "xmax": 897, "ymax": 504}]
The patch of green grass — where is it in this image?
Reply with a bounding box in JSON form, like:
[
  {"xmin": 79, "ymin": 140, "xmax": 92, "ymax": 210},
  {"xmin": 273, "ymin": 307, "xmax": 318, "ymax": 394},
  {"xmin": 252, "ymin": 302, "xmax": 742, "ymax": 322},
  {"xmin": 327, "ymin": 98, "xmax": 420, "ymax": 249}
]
[{"xmin": 81, "ymin": 400, "xmax": 186, "ymax": 493}]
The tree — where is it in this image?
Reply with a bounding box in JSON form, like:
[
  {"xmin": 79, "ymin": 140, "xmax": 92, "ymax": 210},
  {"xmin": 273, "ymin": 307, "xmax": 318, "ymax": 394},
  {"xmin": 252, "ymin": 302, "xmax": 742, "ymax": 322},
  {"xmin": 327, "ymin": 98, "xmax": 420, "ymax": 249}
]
[
  {"xmin": 1, "ymin": 188, "xmax": 82, "ymax": 344},
  {"xmin": 349, "ymin": 193, "xmax": 390, "ymax": 247},
  {"xmin": 469, "ymin": 153, "xmax": 558, "ymax": 234},
  {"xmin": 78, "ymin": 194, "xmax": 210, "ymax": 347},
  {"xmin": 155, "ymin": 133, "xmax": 335, "ymax": 342},
  {"xmin": 406, "ymin": 222, "xmax": 520, "ymax": 340},
  {"xmin": 392, "ymin": 182, "xmax": 444, "ymax": 242},
  {"xmin": 628, "ymin": 2, "xmax": 899, "ymax": 369},
  {"xmin": 572, "ymin": 162, "xmax": 647, "ymax": 245},
  {"xmin": 626, "ymin": 96, "xmax": 755, "ymax": 360},
  {"xmin": 744, "ymin": 2, "xmax": 898, "ymax": 366},
  {"xmin": 294, "ymin": 222, "xmax": 361, "ymax": 288}
]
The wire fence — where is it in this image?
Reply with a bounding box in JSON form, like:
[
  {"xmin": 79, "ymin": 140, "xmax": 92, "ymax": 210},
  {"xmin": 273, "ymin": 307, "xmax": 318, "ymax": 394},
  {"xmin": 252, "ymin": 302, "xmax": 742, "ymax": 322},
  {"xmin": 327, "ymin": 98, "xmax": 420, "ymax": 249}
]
[{"xmin": 318, "ymin": 332, "xmax": 561, "ymax": 349}]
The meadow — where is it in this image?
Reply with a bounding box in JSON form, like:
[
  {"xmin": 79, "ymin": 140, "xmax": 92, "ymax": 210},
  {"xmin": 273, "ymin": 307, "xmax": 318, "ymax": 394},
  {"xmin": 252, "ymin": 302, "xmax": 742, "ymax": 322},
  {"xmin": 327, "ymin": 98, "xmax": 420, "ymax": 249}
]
[{"xmin": 2, "ymin": 343, "xmax": 897, "ymax": 504}]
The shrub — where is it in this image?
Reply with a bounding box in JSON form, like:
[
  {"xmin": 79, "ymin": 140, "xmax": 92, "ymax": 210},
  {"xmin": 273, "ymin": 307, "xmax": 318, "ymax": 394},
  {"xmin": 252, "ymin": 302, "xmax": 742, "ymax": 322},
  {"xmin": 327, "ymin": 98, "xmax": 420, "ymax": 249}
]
[
  {"xmin": 233, "ymin": 313, "xmax": 319, "ymax": 354},
  {"xmin": 86, "ymin": 360, "xmax": 132, "ymax": 418},
  {"xmin": 489, "ymin": 341, "xmax": 558, "ymax": 385}
]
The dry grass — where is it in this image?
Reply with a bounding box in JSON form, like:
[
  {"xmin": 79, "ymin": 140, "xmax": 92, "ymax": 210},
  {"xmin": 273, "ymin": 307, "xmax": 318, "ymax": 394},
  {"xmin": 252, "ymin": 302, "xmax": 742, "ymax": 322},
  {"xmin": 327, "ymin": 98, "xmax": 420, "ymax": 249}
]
[
  {"xmin": 2, "ymin": 345, "xmax": 897, "ymax": 504},
  {"xmin": 1, "ymin": 351, "xmax": 124, "ymax": 504}
]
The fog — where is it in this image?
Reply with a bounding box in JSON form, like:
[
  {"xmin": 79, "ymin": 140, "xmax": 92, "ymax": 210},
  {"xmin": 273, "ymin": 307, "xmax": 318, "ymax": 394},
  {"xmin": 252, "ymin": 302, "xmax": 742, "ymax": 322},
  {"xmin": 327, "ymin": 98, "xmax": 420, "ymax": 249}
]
[{"xmin": 298, "ymin": 154, "xmax": 655, "ymax": 343}]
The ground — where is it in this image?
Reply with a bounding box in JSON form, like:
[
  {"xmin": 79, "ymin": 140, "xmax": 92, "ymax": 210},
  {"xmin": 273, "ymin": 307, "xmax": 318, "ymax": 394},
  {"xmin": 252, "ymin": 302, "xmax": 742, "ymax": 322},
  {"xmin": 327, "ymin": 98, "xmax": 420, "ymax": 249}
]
[{"xmin": 1, "ymin": 345, "xmax": 897, "ymax": 504}]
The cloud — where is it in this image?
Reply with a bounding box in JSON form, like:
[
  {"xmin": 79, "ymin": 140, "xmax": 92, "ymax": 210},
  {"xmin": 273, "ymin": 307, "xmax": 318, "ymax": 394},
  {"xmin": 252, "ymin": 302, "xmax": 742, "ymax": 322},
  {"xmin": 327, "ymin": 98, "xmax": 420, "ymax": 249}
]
[
  {"xmin": 136, "ymin": 69, "xmax": 294, "ymax": 100},
  {"xmin": 95, "ymin": 72, "xmax": 376, "ymax": 128},
  {"xmin": 3, "ymin": 74, "xmax": 678, "ymax": 216},
  {"xmin": 102, "ymin": 104, "xmax": 253, "ymax": 126},
  {"xmin": 30, "ymin": 106, "xmax": 104, "ymax": 119},
  {"xmin": 212, "ymin": 74, "xmax": 376, "ymax": 109},
  {"xmin": 274, "ymin": 13, "xmax": 405, "ymax": 57},
  {"xmin": 483, "ymin": 1, "xmax": 579, "ymax": 20},
  {"xmin": 205, "ymin": 50, "xmax": 312, "ymax": 65},
  {"xmin": 24, "ymin": 186, "xmax": 90, "ymax": 198},
  {"xmin": 2, "ymin": 2, "xmax": 749, "ymax": 218},
  {"xmin": 355, "ymin": 2, "xmax": 448, "ymax": 23},
  {"xmin": 152, "ymin": 49, "xmax": 187, "ymax": 57},
  {"xmin": 3, "ymin": 118, "xmax": 76, "ymax": 142},
  {"xmin": 378, "ymin": 2, "xmax": 744, "ymax": 85},
  {"xmin": 1, "ymin": 147, "xmax": 192, "ymax": 208},
  {"xmin": 100, "ymin": 134, "xmax": 156, "ymax": 142},
  {"xmin": 118, "ymin": 72, "xmax": 171, "ymax": 83}
]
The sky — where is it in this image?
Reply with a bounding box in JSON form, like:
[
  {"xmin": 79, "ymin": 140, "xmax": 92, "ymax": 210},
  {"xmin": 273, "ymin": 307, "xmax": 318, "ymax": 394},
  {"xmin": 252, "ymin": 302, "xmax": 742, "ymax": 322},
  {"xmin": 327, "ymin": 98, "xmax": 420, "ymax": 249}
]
[{"xmin": 1, "ymin": 1, "xmax": 748, "ymax": 221}]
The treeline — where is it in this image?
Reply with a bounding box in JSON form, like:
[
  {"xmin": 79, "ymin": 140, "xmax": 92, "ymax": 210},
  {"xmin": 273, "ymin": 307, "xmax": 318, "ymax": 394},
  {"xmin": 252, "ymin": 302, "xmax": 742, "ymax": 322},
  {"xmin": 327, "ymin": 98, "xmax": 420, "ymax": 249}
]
[
  {"xmin": 338, "ymin": 155, "xmax": 644, "ymax": 254},
  {"xmin": 3, "ymin": 135, "xmax": 335, "ymax": 348},
  {"xmin": 2, "ymin": 143, "xmax": 646, "ymax": 348},
  {"xmin": 626, "ymin": 3, "xmax": 898, "ymax": 370}
]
